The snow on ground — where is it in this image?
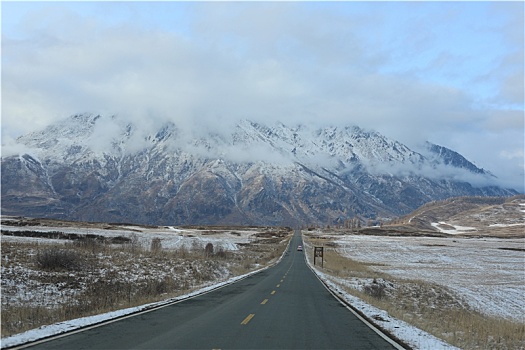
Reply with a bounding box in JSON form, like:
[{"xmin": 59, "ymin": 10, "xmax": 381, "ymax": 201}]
[
  {"xmin": 332, "ymin": 235, "xmax": 525, "ymax": 321},
  {"xmin": 489, "ymin": 223, "xmax": 525, "ymax": 228},
  {"xmin": 2, "ymin": 225, "xmax": 461, "ymax": 350},
  {"xmin": 1, "ymin": 225, "xmax": 256, "ymax": 252},
  {"xmin": 430, "ymin": 222, "xmax": 477, "ymax": 234}
]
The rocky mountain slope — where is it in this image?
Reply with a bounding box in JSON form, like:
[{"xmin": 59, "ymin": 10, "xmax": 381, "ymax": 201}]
[{"xmin": 1, "ymin": 114, "xmax": 517, "ymax": 226}]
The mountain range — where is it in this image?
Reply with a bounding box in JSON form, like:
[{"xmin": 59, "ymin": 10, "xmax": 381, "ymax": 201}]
[{"xmin": 1, "ymin": 114, "xmax": 517, "ymax": 226}]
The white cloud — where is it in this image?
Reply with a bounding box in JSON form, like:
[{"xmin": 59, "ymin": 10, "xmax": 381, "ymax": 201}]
[
  {"xmin": 0, "ymin": 134, "xmax": 33, "ymax": 157},
  {"xmin": 366, "ymin": 160, "xmax": 501, "ymax": 189},
  {"xmin": 1, "ymin": 2, "xmax": 523, "ymax": 192}
]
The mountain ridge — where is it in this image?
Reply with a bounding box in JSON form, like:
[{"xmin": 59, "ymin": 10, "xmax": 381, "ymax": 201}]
[{"xmin": 1, "ymin": 114, "xmax": 517, "ymax": 226}]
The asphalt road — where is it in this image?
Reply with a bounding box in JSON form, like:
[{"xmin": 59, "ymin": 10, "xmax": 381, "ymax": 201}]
[{"xmin": 25, "ymin": 231, "xmax": 400, "ymax": 349}]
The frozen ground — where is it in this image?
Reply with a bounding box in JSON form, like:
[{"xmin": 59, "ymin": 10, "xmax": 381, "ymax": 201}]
[
  {"xmin": 0, "ymin": 224, "xmax": 256, "ymax": 251},
  {"xmin": 1, "ymin": 221, "xmax": 458, "ymax": 350},
  {"xmin": 1, "ymin": 254, "xmax": 458, "ymax": 350},
  {"xmin": 331, "ymin": 235, "xmax": 525, "ymax": 321}
]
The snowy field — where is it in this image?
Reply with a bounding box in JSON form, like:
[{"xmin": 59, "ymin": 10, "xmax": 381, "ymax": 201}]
[
  {"xmin": 1, "ymin": 221, "xmax": 286, "ymax": 312},
  {"xmin": 2, "ymin": 252, "xmax": 458, "ymax": 350},
  {"xmin": 2, "ymin": 220, "xmax": 461, "ymax": 350},
  {"xmin": 332, "ymin": 235, "xmax": 525, "ymax": 321},
  {"xmin": 0, "ymin": 222, "xmax": 258, "ymax": 251},
  {"xmin": 1, "ymin": 221, "xmax": 290, "ymax": 348}
]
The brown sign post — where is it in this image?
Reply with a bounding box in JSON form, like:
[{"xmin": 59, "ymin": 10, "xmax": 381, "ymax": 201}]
[{"xmin": 314, "ymin": 247, "xmax": 324, "ymax": 268}]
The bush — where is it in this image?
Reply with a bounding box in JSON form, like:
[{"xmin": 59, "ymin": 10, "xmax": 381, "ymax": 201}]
[
  {"xmin": 36, "ymin": 247, "xmax": 82, "ymax": 271},
  {"xmin": 215, "ymin": 248, "xmax": 228, "ymax": 259},
  {"xmin": 205, "ymin": 243, "xmax": 214, "ymax": 257},
  {"xmin": 363, "ymin": 279, "xmax": 386, "ymax": 299},
  {"xmin": 73, "ymin": 238, "xmax": 106, "ymax": 254},
  {"xmin": 150, "ymin": 238, "xmax": 162, "ymax": 253}
]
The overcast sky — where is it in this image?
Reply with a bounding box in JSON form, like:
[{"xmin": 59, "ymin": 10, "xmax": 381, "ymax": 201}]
[{"xmin": 1, "ymin": 1, "xmax": 524, "ymax": 191}]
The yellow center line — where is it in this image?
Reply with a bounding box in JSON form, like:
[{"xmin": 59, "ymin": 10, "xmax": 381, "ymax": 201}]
[
  {"xmin": 261, "ymin": 299, "xmax": 269, "ymax": 305},
  {"xmin": 271, "ymin": 290, "xmax": 276, "ymax": 295},
  {"xmin": 241, "ymin": 313, "xmax": 255, "ymax": 325},
  {"xmin": 276, "ymin": 284, "xmax": 280, "ymax": 288}
]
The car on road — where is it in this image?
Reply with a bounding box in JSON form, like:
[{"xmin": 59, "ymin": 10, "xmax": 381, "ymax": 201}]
[{"xmin": 297, "ymin": 245, "xmax": 303, "ymax": 251}]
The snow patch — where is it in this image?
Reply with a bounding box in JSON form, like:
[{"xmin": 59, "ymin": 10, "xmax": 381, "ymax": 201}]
[
  {"xmin": 431, "ymin": 222, "xmax": 477, "ymax": 234},
  {"xmin": 488, "ymin": 223, "xmax": 525, "ymax": 227}
]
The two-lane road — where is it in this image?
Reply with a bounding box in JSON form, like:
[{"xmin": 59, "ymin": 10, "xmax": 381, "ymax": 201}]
[{"xmin": 25, "ymin": 231, "xmax": 400, "ymax": 349}]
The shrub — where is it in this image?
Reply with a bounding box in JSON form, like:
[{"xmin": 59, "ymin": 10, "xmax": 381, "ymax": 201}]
[
  {"xmin": 36, "ymin": 247, "xmax": 82, "ymax": 271},
  {"xmin": 150, "ymin": 238, "xmax": 162, "ymax": 253},
  {"xmin": 205, "ymin": 243, "xmax": 214, "ymax": 257},
  {"xmin": 73, "ymin": 238, "xmax": 105, "ymax": 254},
  {"xmin": 128, "ymin": 233, "xmax": 141, "ymax": 253},
  {"xmin": 363, "ymin": 279, "xmax": 386, "ymax": 299},
  {"xmin": 215, "ymin": 247, "xmax": 228, "ymax": 259}
]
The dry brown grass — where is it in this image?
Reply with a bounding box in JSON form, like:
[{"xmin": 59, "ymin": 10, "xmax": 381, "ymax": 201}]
[
  {"xmin": 1, "ymin": 232, "xmax": 291, "ymax": 338},
  {"xmin": 304, "ymin": 236, "xmax": 525, "ymax": 350}
]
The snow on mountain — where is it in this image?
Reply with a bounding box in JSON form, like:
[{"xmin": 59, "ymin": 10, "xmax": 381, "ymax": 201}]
[{"xmin": 1, "ymin": 114, "xmax": 517, "ymax": 226}]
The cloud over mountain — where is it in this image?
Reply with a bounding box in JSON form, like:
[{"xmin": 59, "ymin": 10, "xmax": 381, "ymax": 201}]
[
  {"xmin": 1, "ymin": 114, "xmax": 517, "ymax": 226},
  {"xmin": 2, "ymin": 2, "xmax": 523, "ymax": 192}
]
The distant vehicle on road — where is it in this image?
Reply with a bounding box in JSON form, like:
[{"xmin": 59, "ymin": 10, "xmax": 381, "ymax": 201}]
[{"xmin": 297, "ymin": 245, "xmax": 303, "ymax": 251}]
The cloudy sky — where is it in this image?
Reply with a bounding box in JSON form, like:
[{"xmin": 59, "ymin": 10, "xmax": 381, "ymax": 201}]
[{"xmin": 1, "ymin": 1, "xmax": 524, "ymax": 191}]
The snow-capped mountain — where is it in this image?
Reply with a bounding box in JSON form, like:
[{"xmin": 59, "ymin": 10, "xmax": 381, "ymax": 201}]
[{"xmin": 1, "ymin": 114, "xmax": 516, "ymax": 226}]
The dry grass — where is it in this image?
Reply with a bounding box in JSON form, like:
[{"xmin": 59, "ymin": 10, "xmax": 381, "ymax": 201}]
[
  {"xmin": 305, "ymin": 236, "xmax": 525, "ymax": 350},
  {"xmin": 1, "ymin": 232, "xmax": 290, "ymax": 338}
]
